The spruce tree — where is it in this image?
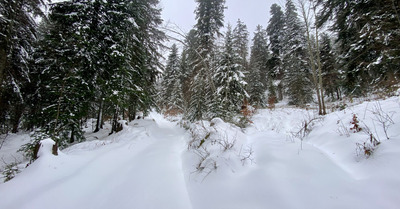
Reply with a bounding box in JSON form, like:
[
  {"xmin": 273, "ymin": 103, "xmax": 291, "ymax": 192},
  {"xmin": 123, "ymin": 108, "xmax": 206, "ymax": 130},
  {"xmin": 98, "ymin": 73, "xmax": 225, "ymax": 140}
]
[
  {"xmin": 0, "ymin": 0, "xmax": 46, "ymax": 133},
  {"xmin": 316, "ymin": 0, "xmax": 400, "ymax": 95},
  {"xmin": 282, "ymin": 0, "xmax": 313, "ymax": 106},
  {"xmin": 248, "ymin": 25, "xmax": 269, "ymax": 107},
  {"xmin": 215, "ymin": 25, "xmax": 248, "ymax": 119},
  {"xmin": 188, "ymin": 0, "xmax": 226, "ymax": 121},
  {"xmin": 320, "ymin": 33, "xmax": 341, "ymax": 100},
  {"xmin": 161, "ymin": 44, "xmax": 184, "ymax": 114},
  {"xmin": 266, "ymin": 3, "xmax": 285, "ymax": 101},
  {"xmin": 232, "ymin": 19, "xmax": 249, "ymax": 70}
]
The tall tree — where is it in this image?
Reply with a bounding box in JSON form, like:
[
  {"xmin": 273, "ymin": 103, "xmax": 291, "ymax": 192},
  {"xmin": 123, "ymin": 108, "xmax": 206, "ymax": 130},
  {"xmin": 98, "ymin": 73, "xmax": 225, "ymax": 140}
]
[
  {"xmin": 188, "ymin": 0, "xmax": 226, "ymax": 121},
  {"xmin": 0, "ymin": 0, "xmax": 47, "ymax": 133},
  {"xmin": 316, "ymin": 0, "xmax": 400, "ymax": 95},
  {"xmin": 215, "ymin": 25, "xmax": 248, "ymax": 119},
  {"xmin": 300, "ymin": 0, "xmax": 326, "ymax": 114},
  {"xmin": 248, "ymin": 25, "xmax": 269, "ymax": 107},
  {"xmin": 266, "ymin": 3, "xmax": 285, "ymax": 101},
  {"xmin": 320, "ymin": 33, "xmax": 341, "ymax": 100},
  {"xmin": 232, "ymin": 19, "xmax": 249, "ymax": 70},
  {"xmin": 282, "ymin": 0, "xmax": 313, "ymax": 106},
  {"xmin": 161, "ymin": 44, "xmax": 184, "ymax": 113}
]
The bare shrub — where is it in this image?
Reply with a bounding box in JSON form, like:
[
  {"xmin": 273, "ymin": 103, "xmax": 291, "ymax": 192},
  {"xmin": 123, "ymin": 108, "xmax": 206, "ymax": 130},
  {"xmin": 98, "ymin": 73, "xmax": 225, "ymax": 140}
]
[
  {"xmin": 290, "ymin": 113, "xmax": 323, "ymax": 150},
  {"xmin": 370, "ymin": 102, "xmax": 395, "ymax": 139},
  {"xmin": 239, "ymin": 145, "xmax": 255, "ymax": 165},
  {"xmin": 335, "ymin": 118, "xmax": 350, "ymax": 137},
  {"xmin": 356, "ymin": 122, "xmax": 381, "ymax": 158}
]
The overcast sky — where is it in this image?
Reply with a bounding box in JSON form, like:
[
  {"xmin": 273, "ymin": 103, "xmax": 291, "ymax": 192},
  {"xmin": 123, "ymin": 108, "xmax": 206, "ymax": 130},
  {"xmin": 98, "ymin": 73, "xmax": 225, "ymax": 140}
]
[{"xmin": 159, "ymin": 0, "xmax": 285, "ymax": 39}]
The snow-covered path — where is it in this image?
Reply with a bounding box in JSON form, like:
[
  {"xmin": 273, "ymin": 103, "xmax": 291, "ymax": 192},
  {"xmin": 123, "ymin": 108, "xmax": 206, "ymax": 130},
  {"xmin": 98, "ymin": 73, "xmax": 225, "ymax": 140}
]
[
  {"xmin": 0, "ymin": 115, "xmax": 192, "ymax": 209},
  {"xmin": 1, "ymin": 98, "xmax": 400, "ymax": 209}
]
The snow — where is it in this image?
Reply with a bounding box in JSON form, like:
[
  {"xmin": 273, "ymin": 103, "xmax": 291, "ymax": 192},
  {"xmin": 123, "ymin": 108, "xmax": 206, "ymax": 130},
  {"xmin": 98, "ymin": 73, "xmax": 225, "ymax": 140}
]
[{"xmin": 1, "ymin": 97, "xmax": 400, "ymax": 209}]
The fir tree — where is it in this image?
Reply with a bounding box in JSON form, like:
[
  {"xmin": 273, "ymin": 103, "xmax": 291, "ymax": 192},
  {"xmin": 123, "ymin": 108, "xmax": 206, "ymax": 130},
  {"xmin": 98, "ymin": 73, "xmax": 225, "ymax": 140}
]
[
  {"xmin": 316, "ymin": 0, "xmax": 400, "ymax": 95},
  {"xmin": 248, "ymin": 25, "xmax": 269, "ymax": 107},
  {"xmin": 0, "ymin": 0, "xmax": 46, "ymax": 133},
  {"xmin": 161, "ymin": 44, "xmax": 184, "ymax": 113},
  {"xmin": 215, "ymin": 25, "xmax": 248, "ymax": 119},
  {"xmin": 266, "ymin": 3, "xmax": 285, "ymax": 101},
  {"xmin": 232, "ymin": 19, "xmax": 249, "ymax": 70},
  {"xmin": 320, "ymin": 33, "xmax": 341, "ymax": 100},
  {"xmin": 282, "ymin": 0, "xmax": 313, "ymax": 106},
  {"xmin": 188, "ymin": 0, "xmax": 226, "ymax": 121}
]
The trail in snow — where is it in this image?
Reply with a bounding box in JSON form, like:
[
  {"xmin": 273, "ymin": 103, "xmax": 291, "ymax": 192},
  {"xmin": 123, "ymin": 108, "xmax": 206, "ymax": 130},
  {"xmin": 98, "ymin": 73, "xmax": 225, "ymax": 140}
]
[{"xmin": 0, "ymin": 115, "xmax": 192, "ymax": 209}]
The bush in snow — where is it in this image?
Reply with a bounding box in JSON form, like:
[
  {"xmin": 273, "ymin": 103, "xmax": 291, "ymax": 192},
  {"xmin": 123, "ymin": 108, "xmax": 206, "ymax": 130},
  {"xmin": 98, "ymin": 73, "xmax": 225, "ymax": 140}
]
[
  {"xmin": 1, "ymin": 161, "xmax": 21, "ymax": 182},
  {"xmin": 18, "ymin": 131, "xmax": 58, "ymax": 165},
  {"xmin": 186, "ymin": 118, "xmax": 253, "ymax": 179}
]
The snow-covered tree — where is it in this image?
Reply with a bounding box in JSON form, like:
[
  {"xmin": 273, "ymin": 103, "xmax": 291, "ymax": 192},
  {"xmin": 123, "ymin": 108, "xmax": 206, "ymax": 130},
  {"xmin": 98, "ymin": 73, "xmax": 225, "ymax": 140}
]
[
  {"xmin": 31, "ymin": 0, "xmax": 165, "ymax": 144},
  {"xmin": 316, "ymin": 0, "xmax": 400, "ymax": 95},
  {"xmin": 320, "ymin": 33, "xmax": 341, "ymax": 100},
  {"xmin": 161, "ymin": 44, "xmax": 184, "ymax": 113},
  {"xmin": 0, "ymin": 0, "xmax": 47, "ymax": 133},
  {"xmin": 215, "ymin": 25, "xmax": 248, "ymax": 119},
  {"xmin": 187, "ymin": 0, "xmax": 226, "ymax": 121},
  {"xmin": 248, "ymin": 25, "xmax": 269, "ymax": 107},
  {"xmin": 282, "ymin": 0, "xmax": 313, "ymax": 106},
  {"xmin": 232, "ymin": 19, "xmax": 249, "ymax": 70},
  {"xmin": 266, "ymin": 3, "xmax": 285, "ymax": 101}
]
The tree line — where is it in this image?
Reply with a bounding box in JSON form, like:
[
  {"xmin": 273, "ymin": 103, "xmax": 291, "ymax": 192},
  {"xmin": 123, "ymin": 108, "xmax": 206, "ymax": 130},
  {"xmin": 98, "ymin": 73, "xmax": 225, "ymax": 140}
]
[
  {"xmin": 1, "ymin": 0, "xmax": 399, "ymax": 147},
  {"xmin": 160, "ymin": 0, "xmax": 400, "ymax": 121}
]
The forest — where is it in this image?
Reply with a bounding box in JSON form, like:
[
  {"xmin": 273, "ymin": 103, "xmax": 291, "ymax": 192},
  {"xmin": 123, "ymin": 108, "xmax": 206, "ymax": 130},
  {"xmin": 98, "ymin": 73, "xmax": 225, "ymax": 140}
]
[{"xmin": 0, "ymin": 0, "xmax": 399, "ymax": 150}]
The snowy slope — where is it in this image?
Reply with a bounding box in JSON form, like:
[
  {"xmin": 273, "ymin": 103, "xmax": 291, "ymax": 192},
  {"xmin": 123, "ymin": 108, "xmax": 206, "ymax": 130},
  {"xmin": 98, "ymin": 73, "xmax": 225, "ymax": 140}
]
[{"xmin": 1, "ymin": 97, "xmax": 400, "ymax": 209}]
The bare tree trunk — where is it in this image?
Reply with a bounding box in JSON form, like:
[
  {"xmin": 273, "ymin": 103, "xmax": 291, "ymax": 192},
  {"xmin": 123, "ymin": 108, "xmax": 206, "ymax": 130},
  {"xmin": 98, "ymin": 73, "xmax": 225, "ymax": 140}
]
[
  {"xmin": 300, "ymin": 1, "xmax": 323, "ymax": 115},
  {"xmin": 313, "ymin": 3, "xmax": 326, "ymax": 115}
]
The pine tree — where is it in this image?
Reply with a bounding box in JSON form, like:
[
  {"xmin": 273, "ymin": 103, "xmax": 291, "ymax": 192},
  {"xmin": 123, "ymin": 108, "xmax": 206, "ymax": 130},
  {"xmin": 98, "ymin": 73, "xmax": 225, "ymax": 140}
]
[
  {"xmin": 232, "ymin": 19, "xmax": 249, "ymax": 70},
  {"xmin": 320, "ymin": 33, "xmax": 341, "ymax": 100},
  {"xmin": 316, "ymin": 0, "xmax": 400, "ymax": 95},
  {"xmin": 33, "ymin": 1, "xmax": 95, "ymax": 145},
  {"xmin": 266, "ymin": 3, "xmax": 285, "ymax": 101},
  {"xmin": 248, "ymin": 25, "xmax": 269, "ymax": 107},
  {"xmin": 188, "ymin": 0, "xmax": 226, "ymax": 121},
  {"xmin": 161, "ymin": 44, "xmax": 184, "ymax": 114},
  {"xmin": 214, "ymin": 25, "xmax": 248, "ymax": 119},
  {"xmin": 282, "ymin": 0, "xmax": 313, "ymax": 106},
  {"xmin": 31, "ymin": 0, "xmax": 166, "ymax": 143},
  {"xmin": 0, "ymin": 0, "xmax": 46, "ymax": 133}
]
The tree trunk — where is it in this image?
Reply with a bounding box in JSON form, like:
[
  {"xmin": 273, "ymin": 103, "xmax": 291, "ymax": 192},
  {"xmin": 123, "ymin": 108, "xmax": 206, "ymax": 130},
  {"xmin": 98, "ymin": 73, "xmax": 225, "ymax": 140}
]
[
  {"xmin": 11, "ymin": 104, "xmax": 23, "ymax": 133},
  {"xmin": 94, "ymin": 99, "xmax": 103, "ymax": 133},
  {"xmin": 110, "ymin": 105, "xmax": 119, "ymax": 135},
  {"xmin": 301, "ymin": 2, "xmax": 322, "ymax": 115},
  {"xmin": 70, "ymin": 125, "xmax": 75, "ymax": 143},
  {"xmin": 0, "ymin": 48, "xmax": 6, "ymax": 105}
]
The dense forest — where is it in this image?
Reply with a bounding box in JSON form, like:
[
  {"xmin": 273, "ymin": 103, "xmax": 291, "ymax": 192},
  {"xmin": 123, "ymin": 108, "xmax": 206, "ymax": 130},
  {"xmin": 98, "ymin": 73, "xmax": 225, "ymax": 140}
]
[{"xmin": 1, "ymin": 0, "xmax": 399, "ymax": 149}]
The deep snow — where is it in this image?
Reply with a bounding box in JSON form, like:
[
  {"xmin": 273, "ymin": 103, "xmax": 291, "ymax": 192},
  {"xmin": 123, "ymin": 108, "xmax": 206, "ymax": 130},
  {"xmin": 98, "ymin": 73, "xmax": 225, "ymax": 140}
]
[{"xmin": 1, "ymin": 97, "xmax": 400, "ymax": 209}]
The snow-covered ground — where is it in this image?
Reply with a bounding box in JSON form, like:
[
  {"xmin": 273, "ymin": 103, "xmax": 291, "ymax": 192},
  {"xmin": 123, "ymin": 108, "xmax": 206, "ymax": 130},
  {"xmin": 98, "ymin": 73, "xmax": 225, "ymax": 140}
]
[{"xmin": 1, "ymin": 97, "xmax": 400, "ymax": 209}]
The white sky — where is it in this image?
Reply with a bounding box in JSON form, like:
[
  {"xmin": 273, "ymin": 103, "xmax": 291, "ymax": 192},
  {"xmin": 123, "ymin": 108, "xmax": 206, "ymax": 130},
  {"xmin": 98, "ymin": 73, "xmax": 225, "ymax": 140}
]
[{"xmin": 160, "ymin": 0, "xmax": 285, "ymax": 38}]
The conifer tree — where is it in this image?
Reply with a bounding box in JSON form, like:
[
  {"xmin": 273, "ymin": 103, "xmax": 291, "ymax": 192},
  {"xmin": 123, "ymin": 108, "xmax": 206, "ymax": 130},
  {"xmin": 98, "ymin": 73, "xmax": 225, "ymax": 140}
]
[
  {"xmin": 316, "ymin": 0, "xmax": 400, "ymax": 95},
  {"xmin": 215, "ymin": 25, "xmax": 248, "ymax": 119},
  {"xmin": 0, "ymin": 0, "xmax": 47, "ymax": 133},
  {"xmin": 248, "ymin": 25, "xmax": 269, "ymax": 107},
  {"xmin": 266, "ymin": 3, "xmax": 285, "ymax": 101},
  {"xmin": 188, "ymin": 0, "xmax": 226, "ymax": 121},
  {"xmin": 161, "ymin": 44, "xmax": 184, "ymax": 113},
  {"xmin": 282, "ymin": 0, "xmax": 313, "ymax": 106},
  {"xmin": 232, "ymin": 19, "xmax": 249, "ymax": 70},
  {"xmin": 320, "ymin": 33, "xmax": 341, "ymax": 100}
]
